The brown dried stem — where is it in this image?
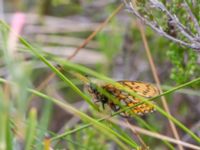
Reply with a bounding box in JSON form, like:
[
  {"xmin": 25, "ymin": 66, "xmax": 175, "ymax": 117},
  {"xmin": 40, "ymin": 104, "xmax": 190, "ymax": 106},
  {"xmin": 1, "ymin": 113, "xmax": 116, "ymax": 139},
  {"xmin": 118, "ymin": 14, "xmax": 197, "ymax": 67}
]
[
  {"xmin": 137, "ymin": 21, "xmax": 183, "ymax": 150},
  {"xmin": 29, "ymin": 3, "xmax": 124, "ymax": 100}
]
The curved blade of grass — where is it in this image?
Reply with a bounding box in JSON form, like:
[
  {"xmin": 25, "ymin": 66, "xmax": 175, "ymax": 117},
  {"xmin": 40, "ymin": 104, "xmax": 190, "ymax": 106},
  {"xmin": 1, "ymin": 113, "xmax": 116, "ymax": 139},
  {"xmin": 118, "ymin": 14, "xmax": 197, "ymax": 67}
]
[
  {"xmin": 28, "ymin": 89, "xmax": 138, "ymax": 149},
  {"xmin": 5, "ymin": 83, "xmax": 130, "ymax": 149},
  {"xmin": 0, "ymin": 20, "xmax": 98, "ymax": 110},
  {"xmin": 54, "ymin": 60, "xmax": 200, "ymax": 143},
  {"xmin": 1, "ymin": 20, "xmax": 199, "ymax": 144},
  {"xmin": 3, "ymin": 31, "xmax": 138, "ymax": 148},
  {"xmin": 111, "ymin": 88, "xmax": 200, "ymax": 144},
  {"xmin": 0, "ymin": 77, "xmax": 199, "ymax": 147},
  {"xmin": 19, "ymin": 38, "xmax": 98, "ymax": 110},
  {"xmin": 162, "ymin": 85, "xmax": 200, "ymax": 97}
]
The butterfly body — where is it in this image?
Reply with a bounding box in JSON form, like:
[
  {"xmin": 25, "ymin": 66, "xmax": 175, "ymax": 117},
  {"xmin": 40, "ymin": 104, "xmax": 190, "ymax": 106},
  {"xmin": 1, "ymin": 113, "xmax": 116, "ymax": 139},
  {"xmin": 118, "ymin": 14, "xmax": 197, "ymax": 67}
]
[{"xmin": 86, "ymin": 81, "xmax": 159, "ymax": 116}]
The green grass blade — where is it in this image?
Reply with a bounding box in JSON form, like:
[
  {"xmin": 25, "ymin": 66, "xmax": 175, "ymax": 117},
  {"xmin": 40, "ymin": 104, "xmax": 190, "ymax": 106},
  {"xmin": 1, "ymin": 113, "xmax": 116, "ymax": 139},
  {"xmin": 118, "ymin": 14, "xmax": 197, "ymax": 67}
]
[
  {"xmin": 36, "ymin": 100, "xmax": 53, "ymax": 150},
  {"xmin": 25, "ymin": 108, "xmax": 38, "ymax": 150},
  {"xmin": 6, "ymin": 119, "xmax": 13, "ymax": 150},
  {"xmin": 53, "ymin": 60, "xmax": 200, "ymax": 143},
  {"xmin": 28, "ymin": 89, "xmax": 138, "ymax": 149},
  {"xmin": 0, "ymin": 88, "xmax": 7, "ymax": 150}
]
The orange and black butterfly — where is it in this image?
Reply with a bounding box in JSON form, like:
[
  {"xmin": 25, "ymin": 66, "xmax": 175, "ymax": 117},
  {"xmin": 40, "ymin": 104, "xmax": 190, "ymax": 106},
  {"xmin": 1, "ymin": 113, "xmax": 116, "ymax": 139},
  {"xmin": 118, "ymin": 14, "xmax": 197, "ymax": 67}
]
[{"xmin": 85, "ymin": 81, "xmax": 159, "ymax": 117}]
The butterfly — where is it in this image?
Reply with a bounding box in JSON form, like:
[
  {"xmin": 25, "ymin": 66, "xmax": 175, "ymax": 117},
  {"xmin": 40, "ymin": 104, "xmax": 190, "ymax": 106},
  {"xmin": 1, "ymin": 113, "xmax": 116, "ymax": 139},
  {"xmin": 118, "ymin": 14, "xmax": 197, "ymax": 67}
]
[{"xmin": 85, "ymin": 81, "xmax": 159, "ymax": 117}]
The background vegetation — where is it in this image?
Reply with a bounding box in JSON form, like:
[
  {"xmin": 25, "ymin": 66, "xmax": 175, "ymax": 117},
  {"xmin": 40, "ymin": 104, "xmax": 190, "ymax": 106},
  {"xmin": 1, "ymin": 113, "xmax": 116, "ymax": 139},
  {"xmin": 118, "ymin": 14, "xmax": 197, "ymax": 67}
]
[{"xmin": 0, "ymin": 0, "xmax": 200, "ymax": 149}]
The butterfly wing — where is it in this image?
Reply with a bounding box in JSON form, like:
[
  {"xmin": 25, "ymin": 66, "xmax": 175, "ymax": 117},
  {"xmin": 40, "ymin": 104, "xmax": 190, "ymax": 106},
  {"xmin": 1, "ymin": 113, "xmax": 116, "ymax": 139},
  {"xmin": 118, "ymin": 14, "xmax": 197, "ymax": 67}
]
[{"xmin": 103, "ymin": 81, "xmax": 159, "ymax": 116}]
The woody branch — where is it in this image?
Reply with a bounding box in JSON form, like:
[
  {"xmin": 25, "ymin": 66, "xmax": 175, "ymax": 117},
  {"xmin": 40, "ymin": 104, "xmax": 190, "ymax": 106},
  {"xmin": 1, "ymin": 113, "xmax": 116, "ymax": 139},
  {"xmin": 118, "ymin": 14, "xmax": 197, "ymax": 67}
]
[{"xmin": 123, "ymin": 0, "xmax": 200, "ymax": 51}]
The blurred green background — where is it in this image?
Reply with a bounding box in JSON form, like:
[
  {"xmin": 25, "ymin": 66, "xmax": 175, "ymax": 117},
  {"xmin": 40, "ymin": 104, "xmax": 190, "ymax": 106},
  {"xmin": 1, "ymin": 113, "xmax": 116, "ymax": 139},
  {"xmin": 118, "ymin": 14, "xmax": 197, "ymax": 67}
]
[{"xmin": 0, "ymin": 0, "xmax": 200, "ymax": 149}]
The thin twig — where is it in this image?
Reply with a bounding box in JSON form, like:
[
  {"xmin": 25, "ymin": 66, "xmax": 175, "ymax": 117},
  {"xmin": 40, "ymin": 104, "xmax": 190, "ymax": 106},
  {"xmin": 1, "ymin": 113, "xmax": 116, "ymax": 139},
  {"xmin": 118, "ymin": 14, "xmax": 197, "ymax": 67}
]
[
  {"xmin": 125, "ymin": 1, "xmax": 198, "ymax": 49},
  {"xmin": 125, "ymin": 1, "xmax": 183, "ymax": 149},
  {"xmin": 182, "ymin": 0, "xmax": 200, "ymax": 36},
  {"xmin": 67, "ymin": 3, "xmax": 124, "ymax": 60},
  {"xmin": 136, "ymin": 18, "xmax": 184, "ymax": 150},
  {"xmin": 149, "ymin": 0, "xmax": 194, "ymax": 41},
  {"xmin": 110, "ymin": 118, "xmax": 200, "ymax": 150},
  {"xmin": 139, "ymin": 23, "xmax": 184, "ymax": 150},
  {"xmin": 126, "ymin": 120, "xmax": 149, "ymax": 149},
  {"xmin": 29, "ymin": 3, "xmax": 124, "ymax": 101},
  {"xmin": 123, "ymin": 0, "xmax": 200, "ymax": 50}
]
